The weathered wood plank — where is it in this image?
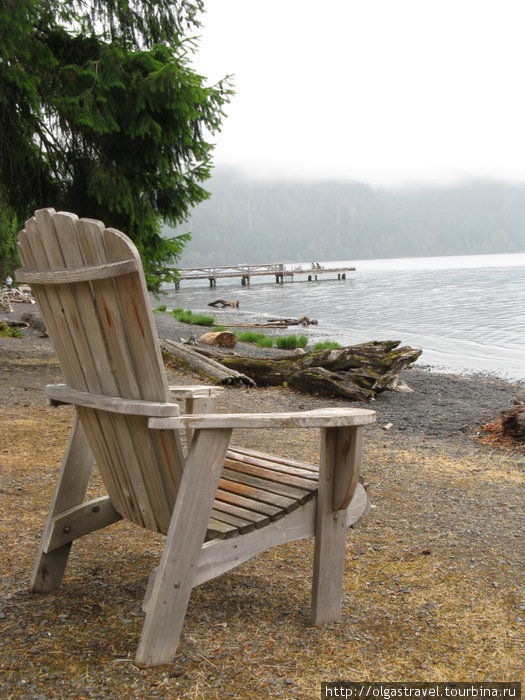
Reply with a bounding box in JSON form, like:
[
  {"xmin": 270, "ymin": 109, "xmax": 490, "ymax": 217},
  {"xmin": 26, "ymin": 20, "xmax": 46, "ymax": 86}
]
[
  {"xmin": 218, "ymin": 477, "xmax": 298, "ymax": 513},
  {"xmin": 196, "ymin": 500, "xmax": 316, "ymax": 587},
  {"xmin": 311, "ymin": 426, "xmax": 360, "ymax": 624},
  {"xmin": 145, "ymin": 483, "xmax": 370, "ymax": 607},
  {"xmin": 221, "ymin": 467, "xmax": 313, "ymax": 503},
  {"xmin": 210, "ymin": 499, "xmax": 271, "ymax": 529},
  {"xmin": 43, "ymin": 496, "xmax": 122, "ymax": 552},
  {"xmin": 332, "ymin": 426, "xmax": 363, "ymax": 511},
  {"xmin": 228, "ymin": 446, "xmax": 319, "ymax": 473},
  {"xmin": 103, "ymin": 226, "xmax": 170, "ymax": 401},
  {"xmin": 15, "ymin": 258, "xmax": 137, "ymax": 284},
  {"xmin": 227, "ymin": 449, "xmax": 319, "ymax": 480},
  {"xmin": 72, "ymin": 217, "xmax": 161, "ymax": 523},
  {"xmin": 75, "ymin": 407, "xmax": 135, "ymax": 523},
  {"xmin": 206, "ymin": 517, "xmax": 239, "ymax": 539},
  {"xmin": 45, "ymin": 384, "xmax": 180, "ymax": 417},
  {"xmin": 183, "ymin": 394, "xmax": 218, "ymax": 449},
  {"xmin": 23, "ymin": 214, "xmax": 90, "ymax": 390},
  {"xmin": 21, "ymin": 213, "xmax": 137, "ymax": 522},
  {"xmin": 136, "ymin": 428, "xmax": 232, "ymax": 667},
  {"xmin": 149, "ymin": 407, "xmax": 376, "ymax": 431},
  {"xmin": 31, "ymin": 212, "xmax": 144, "ymax": 522},
  {"xmin": 209, "ymin": 508, "xmax": 256, "ymax": 535},
  {"xmin": 76, "ymin": 218, "xmax": 142, "ymax": 398},
  {"xmin": 169, "ymin": 385, "xmax": 223, "ymax": 399},
  {"xmin": 47, "ymin": 213, "xmax": 147, "ymax": 522},
  {"xmin": 224, "ymin": 456, "xmax": 318, "ymax": 489},
  {"xmin": 54, "ymin": 213, "xmax": 123, "ymax": 395},
  {"xmin": 30, "ymin": 417, "xmax": 94, "ymax": 592},
  {"xmin": 214, "ymin": 487, "xmax": 283, "ymax": 519}
]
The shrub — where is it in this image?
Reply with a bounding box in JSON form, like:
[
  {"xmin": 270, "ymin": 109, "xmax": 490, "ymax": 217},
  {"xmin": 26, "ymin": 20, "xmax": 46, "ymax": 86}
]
[
  {"xmin": 153, "ymin": 304, "xmax": 167, "ymax": 313},
  {"xmin": 0, "ymin": 322, "xmax": 23, "ymax": 338},
  {"xmin": 275, "ymin": 334, "xmax": 308, "ymax": 350},
  {"xmin": 236, "ymin": 331, "xmax": 274, "ymax": 347},
  {"xmin": 191, "ymin": 314, "xmax": 215, "ymax": 327},
  {"xmin": 313, "ymin": 340, "xmax": 341, "ymax": 350},
  {"xmin": 171, "ymin": 308, "xmax": 215, "ymax": 326}
]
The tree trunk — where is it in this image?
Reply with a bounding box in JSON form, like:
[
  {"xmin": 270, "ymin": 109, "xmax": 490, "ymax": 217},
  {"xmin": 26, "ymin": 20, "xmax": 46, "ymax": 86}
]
[{"xmin": 162, "ymin": 339, "xmax": 422, "ymax": 401}]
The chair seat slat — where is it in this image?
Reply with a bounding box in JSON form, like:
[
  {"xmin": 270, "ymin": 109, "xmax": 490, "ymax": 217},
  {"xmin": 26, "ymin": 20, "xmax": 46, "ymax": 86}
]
[
  {"xmin": 209, "ymin": 499, "xmax": 271, "ymax": 528},
  {"xmin": 221, "ymin": 467, "xmax": 313, "ymax": 503},
  {"xmin": 224, "ymin": 454, "xmax": 318, "ymax": 488},
  {"xmin": 227, "ymin": 446, "xmax": 319, "ymax": 473}
]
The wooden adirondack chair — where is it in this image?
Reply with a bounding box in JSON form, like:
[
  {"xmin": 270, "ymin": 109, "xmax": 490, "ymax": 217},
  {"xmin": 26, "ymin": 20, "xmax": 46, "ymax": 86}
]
[{"xmin": 16, "ymin": 208, "xmax": 376, "ymax": 667}]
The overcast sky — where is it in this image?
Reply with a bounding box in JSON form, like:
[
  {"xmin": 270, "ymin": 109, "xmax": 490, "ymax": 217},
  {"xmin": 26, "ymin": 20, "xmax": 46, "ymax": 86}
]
[{"xmin": 193, "ymin": 0, "xmax": 525, "ymax": 187}]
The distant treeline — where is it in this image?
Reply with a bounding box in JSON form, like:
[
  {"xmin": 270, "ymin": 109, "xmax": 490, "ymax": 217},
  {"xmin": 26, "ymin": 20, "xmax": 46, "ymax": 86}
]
[{"xmin": 163, "ymin": 168, "xmax": 525, "ymax": 267}]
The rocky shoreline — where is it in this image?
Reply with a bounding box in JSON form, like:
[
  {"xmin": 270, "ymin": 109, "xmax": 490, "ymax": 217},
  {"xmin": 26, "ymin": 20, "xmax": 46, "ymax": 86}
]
[{"xmin": 2, "ymin": 297, "xmax": 523, "ymax": 446}]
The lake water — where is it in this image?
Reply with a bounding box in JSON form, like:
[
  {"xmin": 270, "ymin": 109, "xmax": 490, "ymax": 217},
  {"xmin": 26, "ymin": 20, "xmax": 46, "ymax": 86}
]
[{"xmin": 159, "ymin": 253, "xmax": 525, "ymax": 381}]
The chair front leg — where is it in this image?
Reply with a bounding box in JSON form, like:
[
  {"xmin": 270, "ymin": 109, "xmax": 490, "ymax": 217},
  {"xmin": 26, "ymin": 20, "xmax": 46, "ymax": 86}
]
[
  {"xmin": 135, "ymin": 426, "xmax": 232, "ymax": 668},
  {"xmin": 30, "ymin": 414, "xmax": 94, "ymax": 592},
  {"xmin": 311, "ymin": 425, "xmax": 364, "ymax": 624}
]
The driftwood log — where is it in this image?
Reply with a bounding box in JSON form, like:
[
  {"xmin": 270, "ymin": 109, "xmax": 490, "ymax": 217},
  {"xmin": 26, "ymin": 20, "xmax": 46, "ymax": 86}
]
[
  {"xmin": 207, "ymin": 299, "xmax": 239, "ymax": 308},
  {"xmin": 220, "ymin": 322, "xmax": 290, "ymax": 329},
  {"xmin": 162, "ymin": 339, "xmax": 422, "ymax": 401},
  {"xmin": 224, "ymin": 317, "xmax": 318, "ymax": 328},
  {"xmin": 160, "ymin": 339, "xmax": 255, "ymax": 386},
  {"xmin": 267, "ymin": 316, "xmax": 318, "ymax": 326}
]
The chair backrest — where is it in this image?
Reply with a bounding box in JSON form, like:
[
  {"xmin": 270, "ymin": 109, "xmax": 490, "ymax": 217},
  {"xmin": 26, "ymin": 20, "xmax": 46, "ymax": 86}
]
[{"xmin": 17, "ymin": 208, "xmax": 184, "ymax": 534}]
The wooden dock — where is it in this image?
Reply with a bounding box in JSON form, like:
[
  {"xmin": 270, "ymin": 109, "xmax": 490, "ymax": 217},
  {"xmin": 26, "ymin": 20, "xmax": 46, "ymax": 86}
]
[{"xmin": 173, "ymin": 263, "xmax": 356, "ymax": 288}]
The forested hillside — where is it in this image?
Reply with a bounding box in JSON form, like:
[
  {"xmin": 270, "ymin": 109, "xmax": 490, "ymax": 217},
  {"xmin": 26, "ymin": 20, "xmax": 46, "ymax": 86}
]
[{"xmin": 163, "ymin": 169, "xmax": 525, "ymax": 266}]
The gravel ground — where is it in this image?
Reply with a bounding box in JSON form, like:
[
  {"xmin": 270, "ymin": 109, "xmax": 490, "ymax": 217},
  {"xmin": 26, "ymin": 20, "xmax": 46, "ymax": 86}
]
[{"xmin": 1, "ymin": 300, "xmax": 523, "ymax": 697}]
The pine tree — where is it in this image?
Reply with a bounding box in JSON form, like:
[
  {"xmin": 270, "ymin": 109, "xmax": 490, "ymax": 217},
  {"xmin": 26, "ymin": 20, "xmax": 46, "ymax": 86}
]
[{"xmin": 0, "ymin": 0, "xmax": 232, "ymax": 290}]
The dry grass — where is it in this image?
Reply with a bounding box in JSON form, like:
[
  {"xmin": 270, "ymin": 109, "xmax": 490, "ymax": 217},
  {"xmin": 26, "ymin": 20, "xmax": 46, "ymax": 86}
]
[{"xmin": 0, "ymin": 360, "xmax": 523, "ymax": 698}]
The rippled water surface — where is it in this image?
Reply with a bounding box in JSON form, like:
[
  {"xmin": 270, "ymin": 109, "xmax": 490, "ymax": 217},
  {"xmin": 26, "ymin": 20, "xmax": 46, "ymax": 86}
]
[{"xmin": 160, "ymin": 253, "xmax": 525, "ymax": 380}]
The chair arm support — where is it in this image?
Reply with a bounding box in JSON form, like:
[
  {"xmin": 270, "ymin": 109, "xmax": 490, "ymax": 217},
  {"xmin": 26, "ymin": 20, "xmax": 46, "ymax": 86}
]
[{"xmin": 148, "ymin": 407, "xmax": 375, "ymax": 430}]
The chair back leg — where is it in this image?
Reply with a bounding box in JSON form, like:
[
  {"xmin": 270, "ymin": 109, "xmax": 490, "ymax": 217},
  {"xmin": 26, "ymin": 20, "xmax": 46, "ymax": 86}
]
[{"xmin": 30, "ymin": 416, "xmax": 94, "ymax": 591}]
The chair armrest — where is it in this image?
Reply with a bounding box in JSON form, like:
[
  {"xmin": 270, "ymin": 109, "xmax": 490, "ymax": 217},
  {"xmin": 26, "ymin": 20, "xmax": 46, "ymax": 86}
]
[
  {"xmin": 45, "ymin": 384, "xmax": 180, "ymax": 417},
  {"xmin": 148, "ymin": 407, "xmax": 375, "ymax": 430}
]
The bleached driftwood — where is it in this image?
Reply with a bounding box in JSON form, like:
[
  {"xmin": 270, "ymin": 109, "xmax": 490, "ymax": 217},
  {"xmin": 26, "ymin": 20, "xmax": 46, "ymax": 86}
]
[
  {"xmin": 207, "ymin": 299, "xmax": 239, "ymax": 308},
  {"xmin": 160, "ymin": 339, "xmax": 255, "ymax": 386}
]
